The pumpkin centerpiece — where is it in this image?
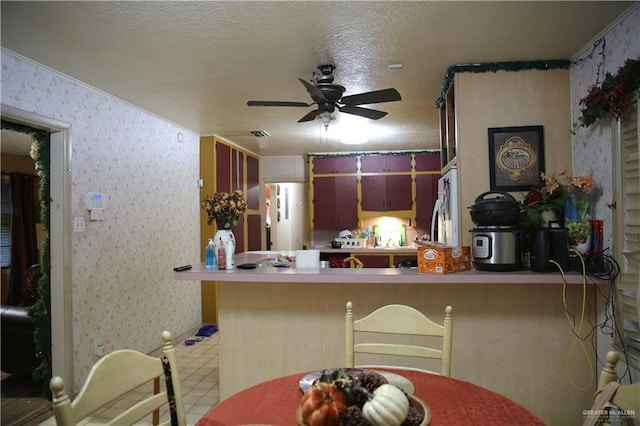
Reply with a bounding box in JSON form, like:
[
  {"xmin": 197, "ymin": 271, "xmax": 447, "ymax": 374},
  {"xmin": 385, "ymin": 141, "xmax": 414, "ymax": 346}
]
[{"xmin": 297, "ymin": 369, "xmax": 426, "ymax": 426}]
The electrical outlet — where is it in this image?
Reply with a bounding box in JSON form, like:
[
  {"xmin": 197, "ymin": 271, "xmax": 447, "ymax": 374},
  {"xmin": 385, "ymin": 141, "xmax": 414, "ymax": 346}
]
[{"xmin": 73, "ymin": 216, "xmax": 85, "ymax": 233}]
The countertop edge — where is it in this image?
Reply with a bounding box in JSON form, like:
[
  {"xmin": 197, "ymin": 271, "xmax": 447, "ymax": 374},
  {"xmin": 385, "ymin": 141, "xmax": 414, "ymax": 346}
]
[{"xmin": 172, "ymin": 253, "xmax": 592, "ymax": 285}]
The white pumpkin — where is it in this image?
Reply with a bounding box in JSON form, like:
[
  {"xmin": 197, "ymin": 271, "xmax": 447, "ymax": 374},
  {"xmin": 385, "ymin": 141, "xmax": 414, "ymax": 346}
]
[{"xmin": 362, "ymin": 384, "xmax": 410, "ymax": 426}]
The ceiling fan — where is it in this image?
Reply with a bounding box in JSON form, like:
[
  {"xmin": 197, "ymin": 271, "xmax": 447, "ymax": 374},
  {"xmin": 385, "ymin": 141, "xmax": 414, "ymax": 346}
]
[{"xmin": 247, "ymin": 65, "xmax": 401, "ymax": 123}]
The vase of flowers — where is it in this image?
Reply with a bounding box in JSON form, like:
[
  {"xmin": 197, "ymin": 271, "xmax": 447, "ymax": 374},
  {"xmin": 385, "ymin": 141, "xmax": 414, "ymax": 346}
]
[
  {"xmin": 566, "ymin": 220, "xmax": 592, "ymax": 255},
  {"xmin": 201, "ymin": 189, "xmax": 247, "ymax": 268},
  {"xmin": 556, "ymin": 171, "xmax": 596, "ymax": 255},
  {"xmin": 521, "ymin": 172, "xmax": 565, "ymax": 231},
  {"xmin": 521, "ymin": 171, "xmax": 598, "ymax": 256}
]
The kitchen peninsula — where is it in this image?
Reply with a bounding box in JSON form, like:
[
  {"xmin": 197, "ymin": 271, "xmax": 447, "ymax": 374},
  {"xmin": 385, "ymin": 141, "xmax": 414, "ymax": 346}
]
[{"xmin": 174, "ymin": 252, "xmax": 597, "ymax": 425}]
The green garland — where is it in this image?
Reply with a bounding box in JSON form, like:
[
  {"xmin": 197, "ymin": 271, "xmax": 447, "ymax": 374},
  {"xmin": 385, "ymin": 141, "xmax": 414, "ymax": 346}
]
[
  {"xmin": 435, "ymin": 60, "xmax": 572, "ymax": 108},
  {"xmin": 308, "ymin": 149, "xmax": 439, "ymax": 158},
  {"xmin": 1, "ymin": 120, "xmax": 52, "ymax": 390}
]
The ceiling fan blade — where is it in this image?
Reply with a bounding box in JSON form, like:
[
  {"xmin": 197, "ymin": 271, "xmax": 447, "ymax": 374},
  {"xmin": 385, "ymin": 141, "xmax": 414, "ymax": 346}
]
[
  {"xmin": 341, "ymin": 88, "xmax": 401, "ymax": 106},
  {"xmin": 339, "ymin": 105, "xmax": 388, "ymax": 120},
  {"xmin": 298, "ymin": 109, "xmax": 321, "ymax": 122},
  {"xmin": 298, "ymin": 78, "xmax": 327, "ymax": 102},
  {"xmin": 247, "ymin": 101, "xmax": 311, "ymax": 107}
]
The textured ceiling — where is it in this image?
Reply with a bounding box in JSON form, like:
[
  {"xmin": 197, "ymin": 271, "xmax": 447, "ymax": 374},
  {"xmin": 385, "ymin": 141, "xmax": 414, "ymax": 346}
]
[{"xmin": 0, "ymin": 1, "xmax": 634, "ymax": 157}]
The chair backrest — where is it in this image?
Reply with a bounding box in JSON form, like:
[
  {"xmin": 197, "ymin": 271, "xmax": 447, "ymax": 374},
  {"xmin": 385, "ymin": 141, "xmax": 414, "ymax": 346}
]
[
  {"xmin": 345, "ymin": 301, "xmax": 453, "ymax": 376},
  {"xmin": 49, "ymin": 331, "xmax": 185, "ymax": 426},
  {"xmin": 343, "ymin": 256, "xmax": 363, "ymax": 268},
  {"xmin": 583, "ymin": 350, "xmax": 640, "ymax": 426}
]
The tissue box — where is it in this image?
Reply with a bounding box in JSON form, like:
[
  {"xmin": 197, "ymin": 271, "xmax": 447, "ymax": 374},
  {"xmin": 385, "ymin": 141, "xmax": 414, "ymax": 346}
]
[{"xmin": 416, "ymin": 242, "xmax": 471, "ymax": 274}]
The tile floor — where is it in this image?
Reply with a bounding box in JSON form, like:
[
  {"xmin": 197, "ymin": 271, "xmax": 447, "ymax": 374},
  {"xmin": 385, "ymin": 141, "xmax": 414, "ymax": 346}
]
[{"xmin": 40, "ymin": 331, "xmax": 220, "ymax": 425}]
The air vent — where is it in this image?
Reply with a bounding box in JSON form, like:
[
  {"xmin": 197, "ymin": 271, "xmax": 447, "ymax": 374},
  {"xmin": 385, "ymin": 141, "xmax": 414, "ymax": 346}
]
[{"xmin": 250, "ymin": 130, "xmax": 270, "ymax": 137}]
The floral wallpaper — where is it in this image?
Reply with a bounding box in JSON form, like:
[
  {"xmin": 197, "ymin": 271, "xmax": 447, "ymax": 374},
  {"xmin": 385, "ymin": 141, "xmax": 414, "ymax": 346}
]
[
  {"xmin": 1, "ymin": 49, "xmax": 202, "ymax": 391},
  {"xmin": 569, "ymin": 4, "xmax": 640, "ymax": 251}
]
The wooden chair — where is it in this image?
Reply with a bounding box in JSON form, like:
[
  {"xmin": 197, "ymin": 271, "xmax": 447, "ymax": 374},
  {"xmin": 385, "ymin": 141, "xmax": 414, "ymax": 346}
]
[
  {"xmin": 345, "ymin": 301, "xmax": 453, "ymax": 376},
  {"xmin": 49, "ymin": 331, "xmax": 186, "ymax": 426},
  {"xmin": 583, "ymin": 350, "xmax": 640, "ymax": 426},
  {"xmin": 343, "ymin": 256, "xmax": 363, "ymax": 268}
]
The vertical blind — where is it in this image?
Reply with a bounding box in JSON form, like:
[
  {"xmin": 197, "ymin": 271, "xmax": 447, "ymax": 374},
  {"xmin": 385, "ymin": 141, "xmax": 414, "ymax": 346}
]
[{"xmin": 614, "ymin": 95, "xmax": 640, "ymax": 369}]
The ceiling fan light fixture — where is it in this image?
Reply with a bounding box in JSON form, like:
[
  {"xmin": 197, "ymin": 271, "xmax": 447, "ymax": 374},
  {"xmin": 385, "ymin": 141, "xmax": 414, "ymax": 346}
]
[
  {"xmin": 338, "ymin": 125, "xmax": 368, "ymax": 145},
  {"xmin": 319, "ymin": 111, "xmax": 334, "ymax": 128},
  {"xmin": 339, "ymin": 135, "xmax": 368, "ymax": 145}
]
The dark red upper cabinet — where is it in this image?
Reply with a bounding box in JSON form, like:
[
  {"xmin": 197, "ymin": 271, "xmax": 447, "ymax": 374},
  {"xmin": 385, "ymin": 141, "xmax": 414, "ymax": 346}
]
[
  {"xmin": 312, "ymin": 156, "xmax": 358, "ymax": 174},
  {"xmin": 415, "ymin": 153, "xmax": 441, "ymax": 171},
  {"xmin": 313, "ymin": 175, "xmax": 358, "ymax": 229},
  {"xmin": 361, "ymin": 154, "xmax": 412, "ymax": 173}
]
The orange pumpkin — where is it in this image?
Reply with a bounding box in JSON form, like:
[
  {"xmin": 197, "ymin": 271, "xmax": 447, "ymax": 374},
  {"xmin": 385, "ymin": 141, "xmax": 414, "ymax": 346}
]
[{"xmin": 300, "ymin": 382, "xmax": 348, "ymax": 426}]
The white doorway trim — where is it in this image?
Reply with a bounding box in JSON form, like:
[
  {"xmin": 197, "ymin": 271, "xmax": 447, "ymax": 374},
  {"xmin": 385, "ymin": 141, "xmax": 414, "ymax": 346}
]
[
  {"xmin": 1, "ymin": 104, "xmax": 74, "ymax": 393},
  {"xmin": 260, "ymin": 178, "xmax": 308, "ymax": 251}
]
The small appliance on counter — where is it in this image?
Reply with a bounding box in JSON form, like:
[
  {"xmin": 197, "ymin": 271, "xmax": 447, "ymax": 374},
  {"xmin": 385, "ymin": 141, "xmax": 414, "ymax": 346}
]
[
  {"xmin": 530, "ymin": 224, "xmax": 571, "ymax": 273},
  {"xmin": 468, "ymin": 191, "xmax": 521, "ymax": 272}
]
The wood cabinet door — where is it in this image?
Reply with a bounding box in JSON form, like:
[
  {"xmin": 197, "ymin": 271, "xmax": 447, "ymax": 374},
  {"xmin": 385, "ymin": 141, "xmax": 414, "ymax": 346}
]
[
  {"xmin": 415, "ymin": 153, "xmax": 441, "ymax": 171},
  {"xmin": 360, "ymin": 155, "xmax": 387, "ymax": 173},
  {"xmin": 361, "ymin": 154, "xmax": 411, "ymax": 173},
  {"xmin": 232, "ymin": 214, "xmax": 245, "ymax": 254},
  {"xmin": 384, "ymin": 154, "xmax": 412, "ymax": 172},
  {"xmin": 216, "ymin": 142, "xmax": 231, "ymax": 192},
  {"xmin": 360, "ymin": 175, "xmax": 387, "ymax": 211},
  {"xmin": 247, "ymin": 214, "xmax": 261, "ymax": 251},
  {"xmin": 415, "ymin": 174, "xmax": 439, "ymax": 228},
  {"xmin": 312, "ymin": 177, "xmax": 337, "ymax": 228},
  {"xmin": 246, "ymin": 155, "xmax": 259, "ymax": 210},
  {"xmin": 386, "ymin": 175, "xmax": 413, "ymax": 210},
  {"xmin": 361, "ymin": 175, "xmax": 412, "ymax": 211},
  {"xmin": 358, "ymin": 255, "xmax": 390, "ymax": 268},
  {"xmin": 312, "ymin": 156, "xmax": 357, "ymax": 174},
  {"xmin": 334, "ymin": 175, "xmax": 358, "ymax": 228},
  {"xmin": 313, "ymin": 176, "xmax": 358, "ymax": 229},
  {"xmin": 232, "ymin": 149, "xmax": 244, "ymax": 192}
]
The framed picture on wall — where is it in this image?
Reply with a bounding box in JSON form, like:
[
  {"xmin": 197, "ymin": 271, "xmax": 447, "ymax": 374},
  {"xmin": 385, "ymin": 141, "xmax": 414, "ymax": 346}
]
[{"xmin": 488, "ymin": 126, "xmax": 544, "ymax": 191}]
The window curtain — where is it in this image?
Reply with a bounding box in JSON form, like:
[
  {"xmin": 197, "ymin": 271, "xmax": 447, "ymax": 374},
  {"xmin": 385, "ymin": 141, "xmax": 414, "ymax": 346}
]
[{"xmin": 8, "ymin": 172, "xmax": 38, "ymax": 306}]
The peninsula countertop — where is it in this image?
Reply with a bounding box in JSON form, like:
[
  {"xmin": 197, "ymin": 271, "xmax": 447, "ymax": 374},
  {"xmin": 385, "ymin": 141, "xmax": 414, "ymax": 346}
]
[{"xmin": 172, "ymin": 251, "xmax": 587, "ymax": 284}]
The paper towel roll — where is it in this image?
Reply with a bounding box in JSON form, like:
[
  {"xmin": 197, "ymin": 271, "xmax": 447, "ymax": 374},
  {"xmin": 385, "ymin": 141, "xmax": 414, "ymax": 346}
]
[{"xmin": 295, "ymin": 250, "xmax": 320, "ymax": 268}]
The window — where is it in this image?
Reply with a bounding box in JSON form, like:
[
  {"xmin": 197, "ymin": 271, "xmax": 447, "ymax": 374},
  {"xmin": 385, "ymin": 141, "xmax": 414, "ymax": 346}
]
[
  {"xmin": 1, "ymin": 174, "xmax": 11, "ymax": 268},
  {"xmin": 613, "ymin": 95, "xmax": 640, "ymax": 369}
]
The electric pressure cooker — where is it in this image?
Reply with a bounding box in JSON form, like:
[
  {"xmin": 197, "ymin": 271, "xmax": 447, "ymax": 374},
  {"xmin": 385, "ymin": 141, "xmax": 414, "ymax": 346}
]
[{"xmin": 469, "ymin": 191, "xmax": 522, "ymax": 272}]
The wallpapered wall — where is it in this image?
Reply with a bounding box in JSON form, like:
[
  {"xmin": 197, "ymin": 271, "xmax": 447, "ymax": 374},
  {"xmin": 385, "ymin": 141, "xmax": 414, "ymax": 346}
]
[
  {"xmin": 1, "ymin": 49, "xmax": 202, "ymax": 391},
  {"xmin": 569, "ymin": 4, "xmax": 640, "ymax": 251}
]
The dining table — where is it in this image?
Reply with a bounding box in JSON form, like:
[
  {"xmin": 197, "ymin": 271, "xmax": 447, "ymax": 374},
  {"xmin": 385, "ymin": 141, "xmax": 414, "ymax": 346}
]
[{"xmin": 196, "ymin": 367, "xmax": 545, "ymax": 425}]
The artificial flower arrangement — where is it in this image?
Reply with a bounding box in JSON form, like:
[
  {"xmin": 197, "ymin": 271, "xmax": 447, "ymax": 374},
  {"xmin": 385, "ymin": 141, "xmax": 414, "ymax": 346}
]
[
  {"xmin": 521, "ymin": 170, "xmax": 597, "ymax": 230},
  {"xmin": 201, "ymin": 189, "xmax": 247, "ymax": 229},
  {"xmin": 578, "ymin": 58, "xmax": 640, "ymax": 128}
]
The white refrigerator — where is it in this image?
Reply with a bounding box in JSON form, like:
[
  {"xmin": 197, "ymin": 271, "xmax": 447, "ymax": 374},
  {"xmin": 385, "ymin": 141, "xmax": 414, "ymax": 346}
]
[{"xmin": 430, "ymin": 168, "xmax": 460, "ymax": 246}]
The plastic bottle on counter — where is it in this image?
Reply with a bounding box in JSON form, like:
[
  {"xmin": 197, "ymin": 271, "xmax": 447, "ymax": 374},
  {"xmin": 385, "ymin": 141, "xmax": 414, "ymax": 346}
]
[
  {"xmin": 225, "ymin": 238, "xmax": 234, "ymax": 269},
  {"xmin": 217, "ymin": 238, "xmax": 226, "ymax": 270},
  {"xmin": 205, "ymin": 238, "xmax": 216, "ymax": 269}
]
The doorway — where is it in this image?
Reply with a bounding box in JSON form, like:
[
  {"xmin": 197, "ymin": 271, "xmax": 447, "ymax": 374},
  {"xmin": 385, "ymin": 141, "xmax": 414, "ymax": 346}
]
[
  {"xmin": 1, "ymin": 104, "xmax": 73, "ymax": 394},
  {"xmin": 264, "ymin": 182, "xmax": 306, "ymax": 251}
]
